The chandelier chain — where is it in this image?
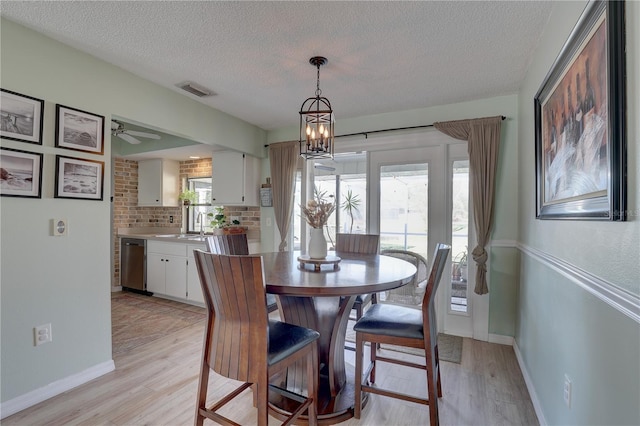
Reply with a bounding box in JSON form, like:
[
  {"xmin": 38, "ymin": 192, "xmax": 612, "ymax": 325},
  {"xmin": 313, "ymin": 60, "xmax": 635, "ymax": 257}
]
[{"xmin": 316, "ymin": 63, "xmax": 322, "ymax": 97}]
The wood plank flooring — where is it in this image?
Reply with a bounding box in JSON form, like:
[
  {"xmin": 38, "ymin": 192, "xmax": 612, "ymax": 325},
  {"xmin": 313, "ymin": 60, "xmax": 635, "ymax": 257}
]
[{"xmin": 3, "ymin": 297, "xmax": 539, "ymax": 425}]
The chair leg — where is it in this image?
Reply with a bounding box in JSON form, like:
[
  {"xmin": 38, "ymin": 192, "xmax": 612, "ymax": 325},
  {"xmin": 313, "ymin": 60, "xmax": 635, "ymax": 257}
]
[
  {"xmin": 354, "ymin": 333, "xmax": 364, "ymax": 419},
  {"xmin": 426, "ymin": 346, "xmax": 440, "ymax": 426},
  {"xmin": 356, "ymin": 302, "xmax": 363, "ymax": 320},
  {"xmin": 369, "ymin": 337, "xmax": 377, "ymax": 384},
  {"xmin": 194, "ymin": 362, "xmax": 210, "ymax": 426},
  {"xmin": 306, "ymin": 347, "xmax": 319, "ymax": 426},
  {"xmin": 256, "ymin": 380, "xmax": 269, "ymax": 426}
]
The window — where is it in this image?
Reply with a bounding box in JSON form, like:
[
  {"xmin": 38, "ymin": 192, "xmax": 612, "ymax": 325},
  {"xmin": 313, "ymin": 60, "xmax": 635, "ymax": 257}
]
[
  {"xmin": 185, "ymin": 177, "xmax": 215, "ymax": 233},
  {"xmin": 293, "ymin": 152, "xmax": 367, "ymax": 251}
]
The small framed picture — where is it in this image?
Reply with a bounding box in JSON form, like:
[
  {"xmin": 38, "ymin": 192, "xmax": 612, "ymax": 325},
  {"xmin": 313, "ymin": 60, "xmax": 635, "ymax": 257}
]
[
  {"xmin": 0, "ymin": 147, "xmax": 43, "ymax": 198},
  {"xmin": 0, "ymin": 89, "xmax": 44, "ymax": 145},
  {"xmin": 55, "ymin": 104, "xmax": 105, "ymax": 155},
  {"xmin": 54, "ymin": 155, "xmax": 104, "ymax": 201}
]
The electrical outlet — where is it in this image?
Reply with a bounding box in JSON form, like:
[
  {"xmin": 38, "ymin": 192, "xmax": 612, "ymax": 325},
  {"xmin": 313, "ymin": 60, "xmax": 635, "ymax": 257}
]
[
  {"xmin": 563, "ymin": 374, "xmax": 572, "ymax": 408},
  {"xmin": 266, "ymin": 217, "xmax": 272, "ymax": 227},
  {"xmin": 169, "ymin": 215, "xmax": 174, "ymax": 223},
  {"xmin": 34, "ymin": 323, "xmax": 52, "ymax": 346}
]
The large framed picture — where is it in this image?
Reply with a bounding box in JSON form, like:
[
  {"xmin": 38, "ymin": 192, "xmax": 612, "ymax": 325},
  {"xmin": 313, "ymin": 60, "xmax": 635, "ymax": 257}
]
[
  {"xmin": 54, "ymin": 155, "xmax": 104, "ymax": 201},
  {"xmin": 0, "ymin": 89, "xmax": 44, "ymax": 145},
  {"xmin": 0, "ymin": 147, "xmax": 43, "ymax": 198},
  {"xmin": 55, "ymin": 104, "xmax": 105, "ymax": 155},
  {"xmin": 534, "ymin": 0, "xmax": 626, "ymax": 220}
]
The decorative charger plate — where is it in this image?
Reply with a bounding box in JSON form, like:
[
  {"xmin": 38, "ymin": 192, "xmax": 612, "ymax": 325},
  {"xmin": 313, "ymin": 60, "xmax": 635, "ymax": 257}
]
[{"xmin": 297, "ymin": 255, "xmax": 341, "ymax": 272}]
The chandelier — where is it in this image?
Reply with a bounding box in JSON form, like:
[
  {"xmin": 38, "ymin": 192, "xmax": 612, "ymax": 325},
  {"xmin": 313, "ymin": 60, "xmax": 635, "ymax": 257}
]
[{"xmin": 299, "ymin": 56, "xmax": 334, "ymax": 159}]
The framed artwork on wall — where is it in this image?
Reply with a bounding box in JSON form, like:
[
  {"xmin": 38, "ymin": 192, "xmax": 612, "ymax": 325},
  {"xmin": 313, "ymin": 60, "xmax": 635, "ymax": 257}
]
[
  {"xmin": 54, "ymin": 155, "xmax": 104, "ymax": 201},
  {"xmin": 55, "ymin": 104, "xmax": 105, "ymax": 155},
  {"xmin": 0, "ymin": 147, "xmax": 43, "ymax": 198},
  {"xmin": 534, "ymin": 0, "xmax": 626, "ymax": 220},
  {"xmin": 0, "ymin": 89, "xmax": 44, "ymax": 145}
]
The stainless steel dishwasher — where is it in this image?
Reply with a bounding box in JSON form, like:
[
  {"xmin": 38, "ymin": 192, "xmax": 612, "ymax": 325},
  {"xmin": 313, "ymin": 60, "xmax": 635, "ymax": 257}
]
[{"xmin": 120, "ymin": 238, "xmax": 149, "ymax": 294}]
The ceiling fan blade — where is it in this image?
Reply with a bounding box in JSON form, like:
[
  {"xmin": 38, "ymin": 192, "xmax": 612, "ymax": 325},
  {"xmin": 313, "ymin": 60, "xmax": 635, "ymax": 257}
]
[
  {"xmin": 126, "ymin": 130, "xmax": 161, "ymax": 140},
  {"xmin": 118, "ymin": 133, "xmax": 141, "ymax": 145}
]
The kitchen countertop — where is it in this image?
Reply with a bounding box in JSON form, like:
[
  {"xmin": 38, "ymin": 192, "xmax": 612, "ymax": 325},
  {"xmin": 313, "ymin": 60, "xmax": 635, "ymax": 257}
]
[{"xmin": 117, "ymin": 227, "xmax": 260, "ymax": 245}]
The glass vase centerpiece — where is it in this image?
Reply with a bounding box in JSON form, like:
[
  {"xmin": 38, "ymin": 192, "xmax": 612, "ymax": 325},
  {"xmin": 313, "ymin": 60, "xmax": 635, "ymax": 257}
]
[{"xmin": 301, "ymin": 196, "xmax": 335, "ymax": 259}]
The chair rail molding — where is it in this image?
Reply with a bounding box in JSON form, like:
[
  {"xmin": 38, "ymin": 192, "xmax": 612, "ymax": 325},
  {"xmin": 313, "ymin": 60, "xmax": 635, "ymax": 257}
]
[{"xmin": 517, "ymin": 242, "xmax": 640, "ymax": 324}]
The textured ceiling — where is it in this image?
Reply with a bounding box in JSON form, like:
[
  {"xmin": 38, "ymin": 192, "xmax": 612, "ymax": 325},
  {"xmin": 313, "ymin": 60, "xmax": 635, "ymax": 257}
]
[{"xmin": 1, "ymin": 1, "xmax": 553, "ymax": 132}]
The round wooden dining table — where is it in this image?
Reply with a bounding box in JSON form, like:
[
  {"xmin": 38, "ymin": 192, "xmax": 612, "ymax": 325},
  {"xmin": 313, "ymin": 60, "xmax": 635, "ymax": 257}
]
[{"xmin": 260, "ymin": 250, "xmax": 417, "ymax": 425}]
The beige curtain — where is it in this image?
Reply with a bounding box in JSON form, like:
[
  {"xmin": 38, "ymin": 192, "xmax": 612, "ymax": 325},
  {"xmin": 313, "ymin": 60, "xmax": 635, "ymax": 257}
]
[
  {"xmin": 433, "ymin": 116, "xmax": 502, "ymax": 295},
  {"xmin": 268, "ymin": 141, "xmax": 299, "ymax": 251}
]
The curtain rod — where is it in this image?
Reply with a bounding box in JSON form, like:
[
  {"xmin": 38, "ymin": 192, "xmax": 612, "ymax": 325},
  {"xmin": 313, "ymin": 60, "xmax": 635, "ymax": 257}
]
[{"xmin": 265, "ymin": 115, "xmax": 505, "ymax": 147}]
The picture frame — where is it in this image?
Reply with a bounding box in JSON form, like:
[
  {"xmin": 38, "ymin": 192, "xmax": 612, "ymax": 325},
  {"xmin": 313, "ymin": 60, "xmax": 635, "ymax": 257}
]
[
  {"xmin": 54, "ymin": 155, "xmax": 104, "ymax": 201},
  {"xmin": 0, "ymin": 147, "xmax": 43, "ymax": 198},
  {"xmin": 0, "ymin": 89, "xmax": 44, "ymax": 145},
  {"xmin": 534, "ymin": 0, "xmax": 626, "ymax": 220},
  {"xmin": 55, "ymin": 104, "xmax": 105, "ymax": 155}
]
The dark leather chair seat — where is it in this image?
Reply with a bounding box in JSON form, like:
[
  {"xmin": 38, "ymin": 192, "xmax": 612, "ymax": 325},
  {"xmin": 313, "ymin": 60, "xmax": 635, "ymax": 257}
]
[
  {"xmin": 353, "ymin": 303, "xmax": 423, "ymax": 339},
  {"xmin": 268, "ymin": 320, "xmax": 320, "ymax": 365}
]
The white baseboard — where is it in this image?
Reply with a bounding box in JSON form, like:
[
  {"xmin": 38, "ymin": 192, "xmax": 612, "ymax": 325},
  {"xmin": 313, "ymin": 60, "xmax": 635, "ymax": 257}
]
[
  {"xmin": 0, "ymin": 360, "xmax": 115, "ymax": 420},
  {"xmin": 488, "ymin": 333, "xmax": 514, "ymax": 346},
  {"xmin": 513, "ymin": 341, "xmax": 546, "ymax": 426}
]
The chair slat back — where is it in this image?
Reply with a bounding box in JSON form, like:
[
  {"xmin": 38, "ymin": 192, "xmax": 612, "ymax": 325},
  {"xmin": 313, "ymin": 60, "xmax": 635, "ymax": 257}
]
[
  {"xmin": 421, "ymin": 244, "xmax": 451, "ymax": 338},
  {"xmin": 193, "ymin": 250, "xmax": 268, "ymax": 382},
  {"xmin": 422, "ymin": 244, "xmax": 451, "ymax": 307},
  {"xmin": 335, "ymin": 234, "xmax": 380, "ymax": 254},
  {"xmin": 205, "ymin": 234, "xmax": 250, "ymax": 255}
]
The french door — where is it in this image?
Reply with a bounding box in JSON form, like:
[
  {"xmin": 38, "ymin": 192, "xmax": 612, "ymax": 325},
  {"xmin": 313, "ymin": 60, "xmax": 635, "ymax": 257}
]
[{"xmin": 369, "ymin": 144, "xmax": 477, "ymax": 337}]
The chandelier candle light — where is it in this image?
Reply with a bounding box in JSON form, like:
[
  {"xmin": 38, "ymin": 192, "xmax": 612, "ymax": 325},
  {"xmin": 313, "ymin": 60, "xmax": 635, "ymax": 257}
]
[{"xmin": 299, "ymin": 56, "xmax": 335, "ymax": 159}]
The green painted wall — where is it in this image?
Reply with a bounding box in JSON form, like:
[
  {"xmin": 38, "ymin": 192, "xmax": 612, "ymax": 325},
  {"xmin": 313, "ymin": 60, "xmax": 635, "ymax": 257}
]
[
  {"xmin": 516, "ymin": 1, "xmax": 640, "ymax": 424},
  {"xmin": 0, "ymin": 18, "xmax": 264, "ymax": 404}
]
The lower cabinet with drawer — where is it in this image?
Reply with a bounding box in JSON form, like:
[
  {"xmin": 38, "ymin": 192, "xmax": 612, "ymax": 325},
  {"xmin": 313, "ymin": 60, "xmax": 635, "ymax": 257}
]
[{"xmin": 146, "ymin": 240, "xmax": 205, "ymax": 305}]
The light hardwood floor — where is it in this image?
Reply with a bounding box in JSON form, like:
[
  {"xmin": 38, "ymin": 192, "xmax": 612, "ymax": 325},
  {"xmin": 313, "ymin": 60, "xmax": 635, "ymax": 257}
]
[{"xmin": 4, "ymin": 300, "xmax": 538, "ymax": 425}]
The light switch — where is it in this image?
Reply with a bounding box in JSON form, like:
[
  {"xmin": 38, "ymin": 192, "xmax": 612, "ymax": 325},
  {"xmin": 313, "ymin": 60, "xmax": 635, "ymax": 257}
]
[{"xmin": 52, "ymin": 219, "xmax": 68, "ymax": 236}]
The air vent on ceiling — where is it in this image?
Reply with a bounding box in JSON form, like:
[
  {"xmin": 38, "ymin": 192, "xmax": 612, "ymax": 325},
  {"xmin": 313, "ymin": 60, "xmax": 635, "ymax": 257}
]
[{"xmin": 176, "ymin": 81, "xmax": 216, "ymax": 98}]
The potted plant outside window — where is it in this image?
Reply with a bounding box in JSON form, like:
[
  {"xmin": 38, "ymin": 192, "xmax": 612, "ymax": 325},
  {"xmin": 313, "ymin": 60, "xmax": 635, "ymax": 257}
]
[{"xmin": 453, "ymin": 249, "xmax": 468, "ymax": 281}]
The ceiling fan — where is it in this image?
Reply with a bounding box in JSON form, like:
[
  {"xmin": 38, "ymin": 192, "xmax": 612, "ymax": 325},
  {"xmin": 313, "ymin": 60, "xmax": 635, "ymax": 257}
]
[{"xmin": 111, "ymin": 120, "xmax": 161, "ymax": 145}]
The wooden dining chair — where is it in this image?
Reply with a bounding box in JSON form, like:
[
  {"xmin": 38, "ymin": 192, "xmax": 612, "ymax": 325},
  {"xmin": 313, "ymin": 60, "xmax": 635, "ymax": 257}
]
[
  {"xmin": 193, "ymin": 251, "xmax": 320, "ymax": 426},
  {"xmin": 380, "ymin": 249, "xmax": 429, "ymax": 306},
  {"xmin": 205, "ymin": 233, "xmax": 249, "ymax": 255},
  {"xmin": 335, "ymin": 233, "xmax": 380, "ymax": 320},
  {"xmin": 205, "ymin": 234, "xmax": 278, "ymax": 313},
  {"xmin": 353, "ymin": 243, "xmax": 451, "ymax": 426}
]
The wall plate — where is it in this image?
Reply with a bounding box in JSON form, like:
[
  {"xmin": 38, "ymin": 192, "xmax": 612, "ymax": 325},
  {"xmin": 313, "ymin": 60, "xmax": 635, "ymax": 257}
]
[{"xmin": 52, "ymin": 218, "xmax": 68, "ymax": 236}]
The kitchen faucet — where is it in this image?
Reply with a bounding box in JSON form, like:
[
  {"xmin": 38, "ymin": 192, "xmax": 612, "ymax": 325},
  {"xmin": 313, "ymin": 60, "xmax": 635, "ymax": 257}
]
[{"xmin": 197, "ymin": 212, "xmax": 206, "ymax": 237}]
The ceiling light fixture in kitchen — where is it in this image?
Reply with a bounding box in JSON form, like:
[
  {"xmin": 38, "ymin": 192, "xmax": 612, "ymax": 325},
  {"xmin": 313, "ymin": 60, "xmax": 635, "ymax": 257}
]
[{"xmin": 299, "ymin": 56, "xmax": 334, "ymax": 160}]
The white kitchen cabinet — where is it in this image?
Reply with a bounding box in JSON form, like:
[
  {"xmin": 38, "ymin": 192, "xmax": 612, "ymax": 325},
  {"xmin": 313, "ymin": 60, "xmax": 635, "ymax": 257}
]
[
  {"xmin": 186, "ymin": 243, "xmax": 206, "ymax": 304},
  {"xmin": 146, "ymin": 241, "xmax": 188, "ymax": 299},
  {"xmin": 146, "ymin": 253, "xmax": 167, "ymax": 294},
  {"xmin": 212, "ymin": 151, "xmax": 260, "ymax": 206},
  {"xmin": 138, "ymin": 159, "xmax": 180, "ymax": 206}
]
